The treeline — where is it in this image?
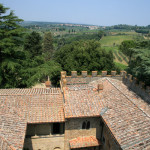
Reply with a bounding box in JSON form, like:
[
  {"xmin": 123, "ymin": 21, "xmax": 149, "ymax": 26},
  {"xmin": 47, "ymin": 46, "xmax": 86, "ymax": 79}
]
[
  {"xmin": 105, "ymin": 24, "xmax": 150, "ymax": 34},
  {"xmin": 54, "ymin": 31, "xmax": 105, "ymax": 46}
]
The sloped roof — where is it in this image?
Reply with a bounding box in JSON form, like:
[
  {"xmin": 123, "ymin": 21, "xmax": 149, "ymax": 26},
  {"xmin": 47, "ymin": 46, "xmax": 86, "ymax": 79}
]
[
  {"xmin": 64, "ymin": 77, "xmax": 150, "ymax": 149},
  {"xmin": 69, "ymin": 136, "xmax": 101, "ymax": 149},
  {"xmin": 0, "ymin": 105, "xmax": 27, "ymax": 150},
  {"xmin": 0, "ymin": 88, "xmax": 64, "ymax": 150},
  {"xmin": 64, "ymin": 84, "xmax": 103, "ymax": 118}
]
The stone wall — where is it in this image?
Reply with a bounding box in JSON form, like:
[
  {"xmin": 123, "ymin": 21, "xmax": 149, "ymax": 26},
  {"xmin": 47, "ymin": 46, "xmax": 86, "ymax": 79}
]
[
  {"xmin": 24, "ymin": 136, "xmax": 64, "ymax": 150},
  {"xmin": 64, "ymin": 117, "xmax": 102, "ymax": 150},
  {"xmin": 123, "ymin": 74, "xmax": 150, "ymax": 104},
  {"xmin": 101, "ymin": 124, "xmax": 121, "ymax": 150},
  {"xmin": 23, "ymin": 119, "xmax": 122, "ymax": 150},
  {"xmin": 61, "ymin": 71, "xmax": 124, "ymax": 87},
  {"xmin": 24, "ymin": 123, "xmax": 65, "ymax": 150}
]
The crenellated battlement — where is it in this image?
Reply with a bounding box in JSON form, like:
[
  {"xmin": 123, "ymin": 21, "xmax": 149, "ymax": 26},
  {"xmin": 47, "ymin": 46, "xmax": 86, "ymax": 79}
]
[
  {"xmin": 60, "ymin": 71, "xmax": 125, "ymax": 89},
  {"xmin": 60, "ymin": 70, "xmax": 150, "ymax": 103},
  {"xmin": 123, "ymin": 73, "xmax": 150, "ymax": 103},
  {"xmin": 61, "ymin": 70, "xmax": 125, "ymax": 78}
]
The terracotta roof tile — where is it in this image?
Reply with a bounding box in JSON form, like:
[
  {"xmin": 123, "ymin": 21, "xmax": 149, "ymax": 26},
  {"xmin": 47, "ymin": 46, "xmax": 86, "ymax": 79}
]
[
  {"xmin": 90, "ymin": 78, "xmax": 150, "ymax": 149},
  {"xmin": 0, "ymin": 88, "xmax": 59, "ymax": 95},
  {"xmin": 0, "ymin": 107, "xmax": 26, "ymax": 150},
  {"xmin": 64, "ymin": 84, "xmax": 103, "ymax": 118},
  {"xmin": 64, "ymin": 77, "xmax": 150, "ymax": 149},
  {"xmin": 0, "ymin": 88, "xmax": 64, "ymax": 150},
  {"xmin": 69, "ymin": 136, "xmax": 101, "ymax": 149}
]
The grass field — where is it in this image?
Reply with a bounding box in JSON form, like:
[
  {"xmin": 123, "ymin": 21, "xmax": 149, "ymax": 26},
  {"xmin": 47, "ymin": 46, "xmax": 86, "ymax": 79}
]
[
  {"xmin": 100, "ymin": 35, "xmax": 135, "ymax": 47},
  {"xmin": 100, "ymin": 33, "xmax": 133, "ymax": 67},
  {"xmin": 115, "ymin": 62, "xmax": 127, "ymax": 70}
]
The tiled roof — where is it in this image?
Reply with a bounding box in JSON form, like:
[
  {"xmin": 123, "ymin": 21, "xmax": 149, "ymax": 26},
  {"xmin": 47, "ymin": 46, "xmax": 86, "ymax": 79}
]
[
  {"xmin": 0, "ymin": 136, "xmax": 13, "ymax": 150},
  {"xmin": 64, "ymin": 77, "xmax": 150, "ymax": 149},
  {"xmin": 69, "ymin": 136, "xmax": 101, "ymax": 149},
  {"xmin": 0, "ymin": 106, "xmax": 26, "ymax": 150},
  {"xmin": 64, "ymin": 84, "xmax": 104, "ymax": 118},
  {"xmin": 0, "ymin": 88, "xmax": 59, "ymax": 95},
  {"xmin": 0, "ymin": 88, "xmax": 64, "ymax": 150}
]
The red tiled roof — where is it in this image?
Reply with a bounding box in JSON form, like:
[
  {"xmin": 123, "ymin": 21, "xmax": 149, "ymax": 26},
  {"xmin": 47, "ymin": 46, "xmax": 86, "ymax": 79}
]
[
  {"xmin": 0, "ymin": 88, "xmax": 64, "ymax": 150},
  {"xmin": 69, "ymin": 136, "xmax": 101, "ymax": 149},
  {"xmin": 0, "ymin": 136, "xmax": 13, "ymax": 150},
  {"xmin": 0, "ymin": 107, "xmax": 26, "ymax": 150},
  {"xmin": 64, "ymin": 77, "xmax": 150, "ymax": 149},
  {"xmin": 64, "ymin": 84, "xmax": 103, "ymax": 118},
  {"xmin": 0, "ymin": 88, "xmax": 59, "ymax": 95},
  {"xmin": 90, "ymin": 78, "xmax": 150, "ymax": 149}
]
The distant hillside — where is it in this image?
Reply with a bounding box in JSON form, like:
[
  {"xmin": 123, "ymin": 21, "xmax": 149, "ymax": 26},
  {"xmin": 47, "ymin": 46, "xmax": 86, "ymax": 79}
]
[{"xmin": 20, "ymin": 21, "xmax": 95, "ymax": 27}]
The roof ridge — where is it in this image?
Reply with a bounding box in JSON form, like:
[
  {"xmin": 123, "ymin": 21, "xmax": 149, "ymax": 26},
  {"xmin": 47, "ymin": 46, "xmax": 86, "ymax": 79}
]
[
  {"xmin": 0, "ymin": 93, "xmax": 60, "ymax": 96},
  {"xmin": 106, "ymin": 78, "xmax": 150, "ymax": 118}
]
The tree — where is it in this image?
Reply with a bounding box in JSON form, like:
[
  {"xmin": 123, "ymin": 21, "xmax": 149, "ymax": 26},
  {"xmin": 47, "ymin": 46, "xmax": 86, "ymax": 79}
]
[
  {"xmin": 43, "ymin": 32, "xmax": 54, "ymax": 60},
  {"xmin": 23, "ymin": 31, "xmax": 61, "ymax": 87},
  {"xmin": 97, "ymin": 31, "xmax": 106, "ymax": 39},
  {"xmin": 55, "ymin": 40, "xmax": 115, "ymax": 74},
  {"xmin": 0, "ymin": 4, "xmax": 61, "ymax": 88},
  {"xmin": 0, "ymin": 3, "xmax": 24, "ymax": 88},
  {"xmin": 128, "ymin": 48, "xmax": 150, "ymax": 86},
  {"xmin": 24, "ymin": 31, "xmax": 42, "ymax": 58},
  {"xmin": 119, "ymin": 40, "xmax": 136, "ymax": 64}
]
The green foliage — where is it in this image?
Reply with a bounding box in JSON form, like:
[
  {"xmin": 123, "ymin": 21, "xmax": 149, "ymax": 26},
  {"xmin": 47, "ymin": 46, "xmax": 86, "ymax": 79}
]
[
  {"xmin": 0, "ymin": 4, "xmax": 61, "ymax": 88},
  {"xmin": 55, "ymin": 40, "xmax": 115, "ymax": 74},
  {"xmin": 115, "ymin": 62, "xmax": 127, "ymax": 71},
  {"xmin": 97, "ymin": 30, "xmax": 106, "ymax": 39},
  {"xmin": 128, "ymin": 48, "xmax": 150, "ymax": 86},
  {"xmin": 0, "ymin": 3, "xmax": 24, "ymax": 88},
  {"xmin": 43, "ymin": 32, "xmax": 54, "ymax": 60},
  {"xmin": 24, "ymin": 31, "xmax": 42, "ymax": 58},
  {"xmin": 119, "ymin": 40, "xmax": 136, "ymax": 57},
  {"xmin": 20, "ymin": 59, "xmax": 62, "ymax": 87}
]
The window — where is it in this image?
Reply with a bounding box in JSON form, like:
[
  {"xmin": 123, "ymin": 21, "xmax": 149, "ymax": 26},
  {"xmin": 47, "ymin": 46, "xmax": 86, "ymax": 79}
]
[
  {"xmin": 86, "ymin": 121, "xmax": 90, "ymax": 129},
  {"xmin": 52, "ymin": 123, "xmax": 60, "ymax": 134},
  {"xmin": 82, "ymin": 121, "xmax": 90, "ymax": 130},
  {"xmin": 100, "ymin": 120, "xmax": 104, "ymax": 126},
  {"xmin": 82, "ymin": 122, "xmax": 86, "ymax": 129},
  {"xmin": 52, "ymin": 123, "xmax": 64, "ymax": 134}
]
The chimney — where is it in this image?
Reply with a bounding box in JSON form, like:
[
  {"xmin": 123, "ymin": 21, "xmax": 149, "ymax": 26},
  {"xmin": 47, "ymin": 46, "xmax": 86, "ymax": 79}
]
[
  {"xmin": 45, "ymin": 76, "xmax": 51, "ymax": 88},
  {"xmin": 97, "ymin": 83, "xmax": 103, "ymax": 93}
]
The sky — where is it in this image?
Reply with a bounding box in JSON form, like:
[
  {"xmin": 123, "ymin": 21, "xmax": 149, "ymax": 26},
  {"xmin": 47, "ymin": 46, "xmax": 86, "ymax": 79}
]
[{"xmin": 1, "ymin": 0, "xmax": 150, "ymax": 26}]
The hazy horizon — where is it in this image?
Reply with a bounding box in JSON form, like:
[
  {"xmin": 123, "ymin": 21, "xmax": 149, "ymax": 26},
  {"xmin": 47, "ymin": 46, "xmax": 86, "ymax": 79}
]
[{"xmin": 1, "ymin": 0, "xmax": 150, "ymax": 26}]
